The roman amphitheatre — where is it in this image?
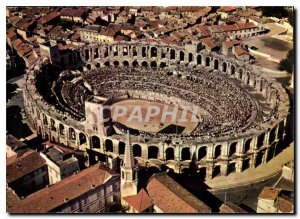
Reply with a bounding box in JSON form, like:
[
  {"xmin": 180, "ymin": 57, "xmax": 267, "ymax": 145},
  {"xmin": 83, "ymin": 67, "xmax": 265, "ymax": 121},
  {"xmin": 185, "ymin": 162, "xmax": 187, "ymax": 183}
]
[{"xmin": 24, "ymin": 41, "xmax": 290, "ymax": 179}]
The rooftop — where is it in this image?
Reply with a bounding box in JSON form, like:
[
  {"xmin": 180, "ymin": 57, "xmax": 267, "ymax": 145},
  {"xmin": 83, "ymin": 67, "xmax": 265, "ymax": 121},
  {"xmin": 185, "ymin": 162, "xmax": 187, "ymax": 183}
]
[
  {"xmin": 146, "ymin": 173, "xmax": 211, "ymax": 213},
  {"xmin": 7, "ymin": 163, "xmax": 115, "ymax": 213},
  {"xmin": 123, "ymin": 188, "xmax": 153, "ymax": 212},
  {"xmin": 7, "ymin": 149, "xmax": 46, "ymax": 183}
]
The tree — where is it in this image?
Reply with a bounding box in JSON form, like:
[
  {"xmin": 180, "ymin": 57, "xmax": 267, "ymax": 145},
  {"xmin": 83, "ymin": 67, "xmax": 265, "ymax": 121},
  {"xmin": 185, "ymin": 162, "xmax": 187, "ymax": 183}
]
[{"xmin": 278, "ymin": 49, "xmax": 294, "ymax": 74}]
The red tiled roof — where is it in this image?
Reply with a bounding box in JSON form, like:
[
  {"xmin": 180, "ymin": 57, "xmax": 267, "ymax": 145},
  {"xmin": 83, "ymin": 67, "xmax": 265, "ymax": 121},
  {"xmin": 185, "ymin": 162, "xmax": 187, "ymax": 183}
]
[
  {"xmin": 195, "ymin": 25, "xmax": 210, "ymax": 37},
  {"xmin": 60, "ymin": 8, "xmax": 87, "ymax": 18},
  {"xmin": 275, "ymin": 195, "xmax": 293, "ymax": 213},
  {"xmin": 39, "ymin": 12, "xmax": 60, "ymax": 24},
  {"xmin": 218, "ymin": 6, "xmax": 236, "ymax": 12},
  {"xmin": 234, "ymin": 46, "xmax": 249, "ymax": 56},
  {"xmin": 258, "ymin": 187, "xmax": 282, "ymax": 200},
  {"xmin": 223, "ymin": 40, "xmax": 241, "ymax": 48},
  {"xmin": 7, "ymin": 149, "xmax": 46, "ymax": 183},
  {"xmin": 123, "ymin": 188, "xmax": 153, "ymax": 212},
  {"xmin": 146, "ymin": 173, "xmax": 211, "ymax": 213},
  {"xmin": 7, "ymin": 164, "xmax": 113, "ymax": 213},
  {"xmin": 221, "ymin": 24, "xmax": 239, "ymax": 32},
  {"xmin": 201, "ymin": 37, "xmax": 217, "ymax": 49},
  {"xmin": 237, "ymin": 22, "xmax": 257, "ymax": 30}
]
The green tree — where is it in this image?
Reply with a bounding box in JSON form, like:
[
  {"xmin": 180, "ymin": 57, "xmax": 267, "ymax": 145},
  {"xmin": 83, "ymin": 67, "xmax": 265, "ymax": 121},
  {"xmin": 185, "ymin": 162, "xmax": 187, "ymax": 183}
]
[{"xmin": 278, "ymin": 49, "xmax": 294, "ymax": 73}]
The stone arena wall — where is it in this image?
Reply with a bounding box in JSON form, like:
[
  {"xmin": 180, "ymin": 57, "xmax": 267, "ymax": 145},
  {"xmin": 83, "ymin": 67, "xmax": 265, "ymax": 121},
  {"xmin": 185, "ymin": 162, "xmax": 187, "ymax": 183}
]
[{"xmin": 23, "ymin": 41, "xmax": 290, "ymax": 179}]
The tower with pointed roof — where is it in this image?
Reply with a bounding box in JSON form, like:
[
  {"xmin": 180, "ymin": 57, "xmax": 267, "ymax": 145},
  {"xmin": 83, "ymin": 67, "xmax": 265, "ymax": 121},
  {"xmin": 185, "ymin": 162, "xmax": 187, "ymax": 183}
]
[{"xmin": 120, "ymin": 131, "xmax": 139, "ymax": 202}]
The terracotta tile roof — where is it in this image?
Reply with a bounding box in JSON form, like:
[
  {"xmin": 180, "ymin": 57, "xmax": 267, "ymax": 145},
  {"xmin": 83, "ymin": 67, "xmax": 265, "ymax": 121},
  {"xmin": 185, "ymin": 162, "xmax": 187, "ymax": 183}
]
[
  {"xmin": 219, "ymin": 202, "xmax": 247, "ymax": 213},
  {"xmin": 7, "ymin": 163, "xmax": 114, "ymax": 213},
  {"xmin": 194, "ymin": 25, "xmax": 210, "ymax": 37},
  {"xmin": 275, "ymin": 195, "xmax": 293, "ymax": 213},
  {"xmin": 39, "ymin": 12, "xmax": 60, "ymax": 24},
  {"xmin": 209, "ymin": 25, "xmax": 223, "ymax": 33},
  {"xmin": 201, "ymin": 37, "xmax": 217, "ymax": 49},
  {"xmin": 258, "ymin": 187, "xmax": 282, "ymax": 200},
  {"xmin": 123, "ymin": 188, "xmax": 153, "ymax": 212},
  {"xmin": 146, "ymin": 173, "xmax": 211, "ymax": 213},
  {"xmin": 60, "ymin": 8, "xmax": 87, "ymax": 18},
  {"xmin": 218, "ymin": 6, "xmax": 236, "ymax": 12},
  {"xmin": 237, "ymin": 22, "xmax": 257, "ymax": 30},
  {"xmin": 234, "ymin": 46, "xmax": 249, "ymax": 56},
  {"xmin": 221, "ymin": 24, "xmax": 239, "ymax": 32},
  {"xmin": 6, "ymin": 149, "xmax": 46, "ymax": 183},
  {"xmin": 223, "ymin": 40, "xmax": 241, "ymax": 48}
]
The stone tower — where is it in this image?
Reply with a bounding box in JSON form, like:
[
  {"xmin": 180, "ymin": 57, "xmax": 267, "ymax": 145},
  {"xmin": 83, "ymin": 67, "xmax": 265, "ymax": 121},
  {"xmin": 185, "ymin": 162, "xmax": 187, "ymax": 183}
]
[{"xmin": 120, "ymin": 131, "xmax": 139, "ymax": 202}]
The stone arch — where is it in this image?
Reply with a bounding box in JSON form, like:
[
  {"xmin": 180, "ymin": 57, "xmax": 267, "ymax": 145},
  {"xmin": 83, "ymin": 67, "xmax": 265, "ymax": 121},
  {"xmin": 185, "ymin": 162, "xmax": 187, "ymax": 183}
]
[
  {"xmin": 132, "ymin": 60, "xmax": 139, "ymax": 67},
  {"xmin": 198, "ymin": 167, "xmax": 206, "ymax": 180},
  {"xmin": 118, "ymin": 141, "xmax": 125, "ymax": 155},
  {"xmin": 181, "ymin": 147, "xmax": 191, "ymax": 161},
  {"xmin": 148, "ymin": 146, "xmax": 159, "ymax": 159},
  {"xmin": 212, "ymin": 165, "xmax": 221, "ymax": 178},
  {"xmin": 238, "ymin": 69, "xmax": 243, "ymax": 79},
  {"xmin": 229, "ymin": 142, "xmax": 237, "ymax": 157},
  {"xmin": 142, "ymin": 47, "xmax": 147, "ymax": 57},
  {"xmin": 79, "ymin": 133, "xmax": 87, "ymax": 145},
  {"xmin": 189, "ymin": 53, "xmax": 193, "ymax": 62},
  {"xmin": 242, "ymin": 159, "xmax": 251, "ymax": 171},
  {"xmin": 113, "ymin": 60, "xmax": 119, "ymax": 67},
  {"xmin": 142, "ymin": 61, "xmax": 148, "ymax": 68},
  {"xmin": 170, "ymin": 49, "xmax": 175, "ymax": 59},
  {"xmin": 91, "ymin": 136, "xmax": 101, "ymax": 149},
  {"xmin": 222, "ymin": 62, "xmax": 227, "ymax": 73},
  {"xmin": 160, "ymin": 62, "xmax": 166, "ymax": 68},
  {"xmin": 255, "ymin": 152, "xmax": 264, "ymax": 167},
  {"xmin": 198, "ymin": 146, "xmax": 207, "ymax": 160},
  {"xmin": 180, "ymin": 51, "xmax": 185, "ymax": 61},
  {"xmin": 244, "ymin": 138, "xmax": 252, "ymax": 153},
  {"xmin": 133, "ymin": 144, "xmax": 142, "ymax": 157},
  {"xmin": 228, "ymin": 162, "xmax": 236, "ymax": 175},
  {"xmin": 231, "ymin": 65, "xmax": 236, "ymax": 75},
  {"xmin": 165, "ymin": 147, "xmax": 174, "ymax": 160},
  {"xmin": 50, "ymin": 118, "xmax": 56, "ymax": 131},
  {"xmin": 197, "ymin": 55, "xmax": 202, "ymax": 65},
  {"xmin": 123, "ymin": 60, "xmax": 129, "ymax": 67},
  {"xmin": 214, "ymin": 145, "xmax": 222, "ymax": 159},
  {"xmin": 151, "ymin": 47, "xmax": 157, "ymax": 57},
  {"xmin": 205, "ymin": 57, "xmax": 210, "ymax": 67},
  {"xmin": 104, "ymin": 61, "xmax": 110, "ymax": 67},
  {"xmin": 257, "ymin": 133, "xmax": 265, "ymax": 149},
  {"xmin": 94, "ymin": 48, "xmax": 99, "ymax": 59},
  {"xmin": 150, "ymin": 61, "xmax": 157, "ymax": 68},
  {"xmin": 269, "ymin": 127, "xmax": 277, "ymax": 144},
  {"xmin": 85, "ymin": 49, "xmax": 89, "ymax": 60},
  {"xmin": 42, "ymin": 114, "xmax": 48, "ymax": 126},
  {"xmin": 69, "ymin": 127, "xmax": 76, "ymax": 140},
  {"xmin": 214, "ymin": 59, "xmax": 219, "ymax": 70},
  {"xmin": 86, "ymin": 63, "xmax": 91, "ymax": 70},
  {"xmin": 113, "ymin": 46, "xmax": 118, "ymax": 56},
  {"xmin": 132, "ymin": 46, "xmax": 138, "ymax": 56},
  {"xmin": 105, "ymin": 139, "xmax": 113, "ymax": 152},
  {"xmin": 277, "ymin": 121, "xmax": 285, "ymax": 139},
  {"xmin": 123, "ymin": 47, "xmax": 128, "ymax": 56}
]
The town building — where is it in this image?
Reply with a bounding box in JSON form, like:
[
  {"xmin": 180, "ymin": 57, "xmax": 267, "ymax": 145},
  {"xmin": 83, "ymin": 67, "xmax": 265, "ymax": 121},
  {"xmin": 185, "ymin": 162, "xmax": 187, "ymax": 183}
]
[
  {"xmin": 6, "ymin": 133, "xmax": 28, "ymax": 158},
  {"xmin": 6, "ymin": 149, "xmax": 49, "ymax": 197},
  {"xmin": 7, "ymin": 163, "xmax": 120, "ymax": 213},
  {"xmin": 257, "ymin": 187, "xmax": 294, "ymax": 213},
  {"xmin": 40, "ymin": 145, "xmax": 80, "ymax": 185}
]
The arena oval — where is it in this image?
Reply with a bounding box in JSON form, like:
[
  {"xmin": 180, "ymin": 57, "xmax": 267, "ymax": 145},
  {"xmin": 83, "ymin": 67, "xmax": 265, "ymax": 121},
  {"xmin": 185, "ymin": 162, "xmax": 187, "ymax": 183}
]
[{"xmin": 23, "ymin": 41, "xmax": 290, "ymax": 179}]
